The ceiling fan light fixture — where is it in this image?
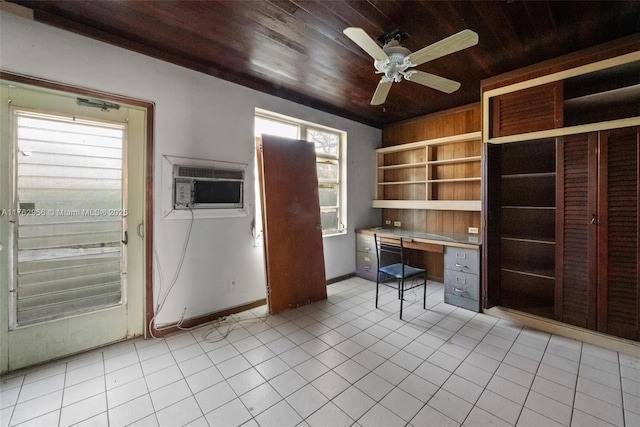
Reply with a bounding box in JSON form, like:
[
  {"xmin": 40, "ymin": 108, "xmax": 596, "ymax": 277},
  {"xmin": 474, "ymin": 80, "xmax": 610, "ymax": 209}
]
[
  {"xmin": 343, "ymin": 27, "xmax": 478, "ymax": 105},
  {"xmin": 375, "ymin": 43, "xmax": 412, "ymax": 82}
]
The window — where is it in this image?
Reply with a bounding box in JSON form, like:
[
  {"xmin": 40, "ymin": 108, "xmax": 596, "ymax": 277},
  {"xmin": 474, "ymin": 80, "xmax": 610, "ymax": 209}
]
[
  {"xmin": 255, "ymin": 111, "xmax": 346, "ymax": 236},
  {"xmin": 10, "ymin": 110, "xmax": 126, "ymax": 326}
]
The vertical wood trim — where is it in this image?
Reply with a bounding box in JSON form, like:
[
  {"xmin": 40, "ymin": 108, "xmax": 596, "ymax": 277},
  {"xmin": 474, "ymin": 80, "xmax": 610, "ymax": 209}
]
[
  {"xmin": 375, "ymin": 152, "xmax": 383, "ymax": 200},
  {"xmin": 587, "ymin": 133, "xmax": 599, "ymax": 330},
  {"xmin": 143, "ymin": 104, "xmax": 155, "ymax": 338},
  {"xmin": 597, "ymin": 131, "xmax": 609, "ymax": 332},
  {"xmin": 491, "ymin": 97, "xmax": 499, "ymax": 140},
  {"xmin": 587, "ymin": 132, "xmax": 608, "ymax": 330},
  {"xmin": 482, "ymin": 142, "xmax": 501, "ymax": 308},
  {"xmin": 637, "ymin": 128, "xmax": 640, "ymax": 340},
  {"xmin": 254, "ymin": 137, "xmax": 271, "ymax": 307},
  {"xmin": 555, "ymin": 137, "xmax": 565, "ymax": 321}
]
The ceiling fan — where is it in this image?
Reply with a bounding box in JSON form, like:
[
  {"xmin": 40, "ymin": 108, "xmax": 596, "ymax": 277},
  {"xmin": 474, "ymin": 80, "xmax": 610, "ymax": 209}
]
[{"xmin": 343, "ymin": 27, "xmax": 479, "ymax": 105}]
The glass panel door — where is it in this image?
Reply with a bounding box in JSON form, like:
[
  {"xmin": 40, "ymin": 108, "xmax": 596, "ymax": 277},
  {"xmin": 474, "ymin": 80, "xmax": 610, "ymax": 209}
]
[{"xmin": 12, "ymin": 111, "xmax": 126, "ymax": 326}]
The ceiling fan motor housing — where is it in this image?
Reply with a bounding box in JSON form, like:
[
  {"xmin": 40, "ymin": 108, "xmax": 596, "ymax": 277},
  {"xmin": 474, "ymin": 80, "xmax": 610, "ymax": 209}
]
[{"xmin": 374, "ymin": 44, "xmax": 412, "ymax": 82}]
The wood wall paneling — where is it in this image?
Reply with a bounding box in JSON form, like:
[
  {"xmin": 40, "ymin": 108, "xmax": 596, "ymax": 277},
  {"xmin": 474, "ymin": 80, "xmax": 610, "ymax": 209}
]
[
  {"xmin": 381, "ymin": 103, "xmax": 481, "ymax": 281},
  {"xmin": 381, "ymin": 103, "xmax": 481, "ymax": 235},
  {"xmin": 383, "ymin": 103, "xmax": 481, "ymax": 146}
]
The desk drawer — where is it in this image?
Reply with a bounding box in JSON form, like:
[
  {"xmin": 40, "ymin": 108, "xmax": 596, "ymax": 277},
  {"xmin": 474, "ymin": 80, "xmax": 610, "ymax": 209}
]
[
  {"xmin": 356, "ymin": 251, "xmax": 377, "ymax": 281},
  {"xmin": 356, "ymin": 265, "xmax": 378, "ymax": 281},
  {"xmin": 356, "ymin": 233, "xmax": 375, "ymax": 254},
  {"xmin": 445, "ymin": 291, "xmax": 480, "ymax": 312},
  {"xmin": 356, "ymin": 251, "xmax": 377, "ymax": 270},
  {"xmin": 444, "ymin": 247, "xmax": 479, "ymax": 274},
  {"xmin": 445, "ymin": 269, "xmax": 479, "ymax": 301}
]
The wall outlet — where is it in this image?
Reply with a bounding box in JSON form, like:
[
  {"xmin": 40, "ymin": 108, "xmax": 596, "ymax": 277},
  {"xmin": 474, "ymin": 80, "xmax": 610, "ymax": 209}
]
[
  {"xmin": 385, "ymin": 220, "xmax": 391, "ymax": 225},
  {"xmin": 468, "ymin": 227, "xmax": 479, "ymax": 234},
  {"xmin": 393, "ymin": 221, "xmax": 401, "ymax": 227}
]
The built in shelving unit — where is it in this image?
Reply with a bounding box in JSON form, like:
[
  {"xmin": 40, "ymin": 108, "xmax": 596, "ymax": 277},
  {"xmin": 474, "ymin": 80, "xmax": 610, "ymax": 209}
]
[
  {"xmin": 482, "ymin": 51, "xmax": 640, "ymax": 145},
  {"xmin": 498, "ymin": 138, "xmax": 556, "ymax": 318},
  {"xmin": 373, "ymin": 131, "xmax": 481, "ymax": 211},
  {"xmin": 482, "ymin": 45, "xmax": 640, "ymax": 341}
]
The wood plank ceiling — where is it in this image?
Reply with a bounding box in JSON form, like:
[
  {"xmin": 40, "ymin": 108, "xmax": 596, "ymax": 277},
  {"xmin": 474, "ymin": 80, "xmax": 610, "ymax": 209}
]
[{"xmin": 8, "ymin": 0, "xmax": 640, "ymax": 128}]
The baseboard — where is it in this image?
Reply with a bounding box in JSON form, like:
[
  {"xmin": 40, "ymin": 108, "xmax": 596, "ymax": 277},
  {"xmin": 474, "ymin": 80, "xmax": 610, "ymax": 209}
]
[
  {"xmin": 427, "ymin": 273, "xmax": 444, "ymax": 283},
  {"xmin": 150, "ymin": 298, "xmax": 267, "ymax": 338},
  {"xmin": 484, "ymin": 306, "xmax": 640, "ymax": 357},
  {"xmin": 327, "ymin": 273, "xmax": 355, "ymax": 285}
]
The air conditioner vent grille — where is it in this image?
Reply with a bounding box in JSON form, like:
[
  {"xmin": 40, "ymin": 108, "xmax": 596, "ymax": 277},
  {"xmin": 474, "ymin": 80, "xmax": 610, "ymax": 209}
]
[{"xmin": 177, "ymin": 167, "xmax": 243, "ymax": 180}]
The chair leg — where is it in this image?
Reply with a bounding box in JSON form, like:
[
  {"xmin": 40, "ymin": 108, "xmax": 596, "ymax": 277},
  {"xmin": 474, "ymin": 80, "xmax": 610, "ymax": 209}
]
[
  {"xmin": 399, "ymin": 278, "xmax": 404, "ymax": 320},
  {"xmin": 375, "ymin": 276, "xmax": 380, "ymax": 308},
  {"xmin": 423, "ymin": 276, "xmax": 427, "ymax": 309}
]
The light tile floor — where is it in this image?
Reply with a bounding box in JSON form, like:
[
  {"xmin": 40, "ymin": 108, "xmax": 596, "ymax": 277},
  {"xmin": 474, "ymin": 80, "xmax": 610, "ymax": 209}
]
[{"xmin": 1, "ymin": 278, "xmax": 639, "ymax": 427}]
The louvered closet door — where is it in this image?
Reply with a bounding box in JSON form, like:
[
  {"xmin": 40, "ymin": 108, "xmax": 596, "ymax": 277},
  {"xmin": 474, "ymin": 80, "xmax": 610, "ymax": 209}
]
[
  {"xmin": 556, "ymin": 133, "xmax": 598, "ymax": 329},
  {"xmin": 491, "ymin": 82, "xmax": 564, "ymax": 138},
  {"xmin": 598, "ymin": 127, "xmax": 640, "ymax": 340}
]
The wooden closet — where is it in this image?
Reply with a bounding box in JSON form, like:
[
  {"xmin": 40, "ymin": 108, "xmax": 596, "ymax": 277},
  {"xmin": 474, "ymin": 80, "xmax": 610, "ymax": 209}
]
[
  {"xmin": 481, "ymin": 35, "xmax": 640, "ymax": 342},
  {"xmin": 557, "ymin": 128, "xmax": 639, "ymax": 340}
]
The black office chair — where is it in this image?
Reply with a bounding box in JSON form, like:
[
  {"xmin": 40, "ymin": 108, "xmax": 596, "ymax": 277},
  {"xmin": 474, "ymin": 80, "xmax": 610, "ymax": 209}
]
[{"xmin": 374, "ymin": 234, "xmax": 427, "ymax": 320}]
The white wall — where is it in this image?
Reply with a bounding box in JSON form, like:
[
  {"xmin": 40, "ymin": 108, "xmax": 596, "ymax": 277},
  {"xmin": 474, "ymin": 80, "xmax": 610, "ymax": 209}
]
[{"xmin": 0, "ymin": 12, "xmax": 381, "ymax": 325}]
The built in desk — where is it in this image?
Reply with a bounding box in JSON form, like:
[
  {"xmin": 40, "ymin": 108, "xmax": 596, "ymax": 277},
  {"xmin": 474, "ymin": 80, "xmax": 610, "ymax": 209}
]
[{"xmin": 356, "ymin": 228, "xmax": 482, "ymax": 312}]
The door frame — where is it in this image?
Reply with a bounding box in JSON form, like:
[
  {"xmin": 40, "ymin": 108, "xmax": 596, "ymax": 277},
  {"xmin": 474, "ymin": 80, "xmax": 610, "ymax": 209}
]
[{"xmin": 0, "ymin": 72, "xmax": 156, "ymax": 347}]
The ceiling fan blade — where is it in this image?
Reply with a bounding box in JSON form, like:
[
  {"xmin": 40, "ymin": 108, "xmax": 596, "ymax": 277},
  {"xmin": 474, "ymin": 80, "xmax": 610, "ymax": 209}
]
[
  {"xmin": 343, "ymin": 27, "xmax": 388, "ymax": 61},
  {"xmin": 406, "ymin": 29, "xmax": 478, "ymax": 66},
  {"xmin": 370, "ymin": 80, "xmax": 393, "ymax": 105},
  {"xmin": 405, "ymin": 71, "xmax": 461, "ymax": 93}
]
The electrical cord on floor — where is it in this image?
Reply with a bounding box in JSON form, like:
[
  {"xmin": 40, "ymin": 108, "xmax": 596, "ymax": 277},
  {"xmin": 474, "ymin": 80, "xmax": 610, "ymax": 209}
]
[
  {"xmin": 194, "ymin": 311, "xmax": 270, "ymax": 343},
  {"xmin": 149, "ymin": 207, "xmax": 195, "ymax": 339}
]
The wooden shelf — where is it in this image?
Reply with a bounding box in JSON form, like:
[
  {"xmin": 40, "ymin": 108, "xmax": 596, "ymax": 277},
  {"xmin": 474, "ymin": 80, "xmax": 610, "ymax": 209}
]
[
  {"xmin": 372, "ymin": 199, "xmax": 481, "ymax": 211},
  {"xmin": 427, "ymin": 177, "xmax": 481, "ymax": 183},
  {"xmin": 502, "ymin": 206, "xmax": 556, "ymax": 210},
  {"xmin": 502, "ymin": 266, "xmax": 555, "ymax": 280},
  {"xmin": 502, "ymin": 236, "xmax": 555, "ymax": 244},
  {"xmin": 378, "ymin": 180, "xmax": 427, "ymax": 185},
  {"xmin": 375, "ymin": 131, "xmax": 481, "ymax": 211},
  {"xmin": 376, "ymin": 132, "xmax": 481, "ymax": 153},
  {"xmin": 428, "ymin": 155, "xmax": 481, "ymax": 165},
  {"xmin": 564, "ymin": 83, "xmax": 640, "ymax": 108},
  {"xmin": 379, "ymin": 162, "xmax": 428, "ymax": 170},
  {"xmin": 502, "ymin": 172, "xmax": 556, "ymax": 179}
]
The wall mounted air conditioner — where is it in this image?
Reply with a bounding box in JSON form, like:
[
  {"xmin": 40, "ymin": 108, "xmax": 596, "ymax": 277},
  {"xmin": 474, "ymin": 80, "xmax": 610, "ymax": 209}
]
[{"xmin": 173, "ymin": 165, "xmax": 244, "ymax": 210}]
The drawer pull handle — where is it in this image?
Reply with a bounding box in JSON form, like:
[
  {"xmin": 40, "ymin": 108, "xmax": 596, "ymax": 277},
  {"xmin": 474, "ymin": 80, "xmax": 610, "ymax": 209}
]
[
  {"xmin": 363, "ymin": 247, "xmax": 371, "ymax": 251},
  {"xmin": 454, "ymin": 263, "xmax": 467, "ymax": 268},
  {"xmin": 363, "ymin": 266, "xmax": 370, "ymax": 270},
  {"xmin": 453, "ymin": 287, "xmax": 466, "ymax": 293}
]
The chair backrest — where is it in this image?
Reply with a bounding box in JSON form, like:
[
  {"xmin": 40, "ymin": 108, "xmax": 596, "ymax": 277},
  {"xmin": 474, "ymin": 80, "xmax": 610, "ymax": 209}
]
[{"xmin": 374, "ymin": 234, "xmax": 406, "ymax": 268}]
